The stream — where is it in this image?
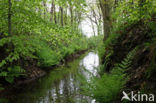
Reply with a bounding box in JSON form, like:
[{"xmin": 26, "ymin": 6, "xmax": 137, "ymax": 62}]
[{"xmin": 5, "ymin": 51, "xmax": 99, "ymax": 103}]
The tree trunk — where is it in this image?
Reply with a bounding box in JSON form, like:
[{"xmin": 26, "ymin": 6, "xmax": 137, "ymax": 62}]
[
  {"xmin": 8, "ymin": 0, "xmax": 12, "ymax": 35},
  {"xmin": 74, "ymin": 10, "xmax": 77, "ymax": 30},
  {"xmin": 99, "ymin": 0, "xmax": 111, "ymax": 41},
  {"xmin": 77, "ymin": 11, "xmax": 81, "ymax": 25},
  {"xmin": 54, "ymin": 2, "xmax": 57, "ymax": 24},
  {"xmin": 43, "ymin": 1, "xmax": 47, "ymax": 20},
  {"xmin": 64, "ymin": 7, "xmax": 68, "ymax": 25},
  {"xmin": 91, "ymin": 7, "xmax": 98, "ymax": 35},
  {"xmin": 114, "ymin": 0, "xmax": 118, "ymax": 9},
  {"xmin": 58, "ymin": 7, "xmax": 60, "ymax": 25},
  {"xmin": 91, "ymin": 20, "xmax": 96, "ymax": 36},
  {"xmin": 97, "ymin": 3, "xmax": 103, "ymax": 35},
  {"xmin": 60, "ymin": 7, "xmax": 64, "ymax": 26},
  {"xmin": 70, "ymin": 6, "xmax": 73, "ymax": 26},
  {"xmin": 50, "ymin": 0, "xmax": 54, "ymax": 22}
]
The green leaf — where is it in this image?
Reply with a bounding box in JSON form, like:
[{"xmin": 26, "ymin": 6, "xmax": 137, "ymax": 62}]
[{"xmin": 5, "ymin": 77, "xmax": 14, "ymax": 84}]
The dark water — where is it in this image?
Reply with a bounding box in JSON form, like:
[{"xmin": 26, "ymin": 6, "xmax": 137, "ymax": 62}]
[{"xmin": 5, "ymin": 51, "xmax": 99, "ymax": 103}]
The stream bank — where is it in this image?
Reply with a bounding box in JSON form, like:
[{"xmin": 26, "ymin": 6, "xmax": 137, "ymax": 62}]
[
  {"xmin": 0, "ymin": 51, "xmax": 99, "ymax": 103},
  {"xmin": 0, "ymin": 49, "xmax": 88, "ymax": 96}
]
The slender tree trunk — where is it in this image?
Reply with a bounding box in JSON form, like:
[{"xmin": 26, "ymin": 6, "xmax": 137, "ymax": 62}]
[
  {"xmin": 91, "ymin": 20, "xmax": 96, "ymax": 36},
  {"xmin": 8, "ymin": 0, "xmax": 12, "ymax": 35},
  {"xmin": 43, "ymin": 1, "xmax": 47, "ymax": 20},
  {"xmin": 114, "ymin": 0, "xmax": 118, "ymax": 10},
  {"xmin": 97, "ymin": 3, "xmax": 103, "ymax": 35},
  {"xmin": 77, "ymin": 11, "xmax": 81, "ymax": 24},
  {"xmin": 91, "ymin": 7, "xmax": 99, "ymax": 35},
  {"xmin": 97, "ymin": 24, "xmax": 100, "ymax": 35},
  {"xmin": 60, "ymin": 7, "xmax": 64, "ymax": 26},
  {"xmin": 74, "ymin": 10, "xmax": 77, "ymax": 30},
  {"xmin": 54, "ymin": 2, "xmax": 57, "ymax": 24},
  {"xmin": 70, "ymin": 5, "xmax": 73, "ymax": 26},
  {"xmin": 50, "ymin": 0, "xmax": 54, "ymax": 22},
  {"xmin": 64, "ymin": 7, "xmax": 68, "ymax": 25}
]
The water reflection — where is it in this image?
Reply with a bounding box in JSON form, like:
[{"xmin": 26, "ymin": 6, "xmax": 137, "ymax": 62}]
[
  {"xmin": 6, "ymin": 51, "xmax": 99, "ymax": 103},
  {"xmin": 80, "ymin": 52, "xmax": 99, "ymax": 77}
]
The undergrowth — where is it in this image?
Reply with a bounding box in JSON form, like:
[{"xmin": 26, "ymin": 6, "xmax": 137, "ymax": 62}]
[{"xmin": 81, "ymin": 48, "xmax": 137, "ymax": 103}]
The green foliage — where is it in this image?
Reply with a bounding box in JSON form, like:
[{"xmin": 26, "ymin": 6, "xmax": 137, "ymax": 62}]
[
  {"xmin": 87, "ymin": 35, "xmax": 103, "ymax": 49},
  {"xmin": 97, "ymin": 42, "xmax": 106, "ymax": 59},
  {"xmin": 0, "ymin": 35, "xmax": 40, "ymax": 68},
  {"xmin": 82, "ymin": 48, "xmax": 137, "ymax": 103},
  {"xmin": 90, "ymin": 0, "xmax": 156, "ymax": 102},
  {"xmin": 0, "ymin": 66, "xmax": 25, "ymax": 83},
  {"xmin": 112, "ymin": 0, "xmax": 156, "ymax": 30},
  {"xmin": 94, "ymin": 70, "xmax": 125, "ymax": 103},
  {"xmin": 37, "ymin": 46, "xmax": 60, "ymax": 67},
  {"xmin": 114, "ymin": 47, "xmax": 137, "ymax": 70},
  {"xmin": 99, "ymin": 51, "xmax": 113, "ymax": 75},
  {"xmin": 0, "ymin": 0, "xmax": 92, "ymax": 83},
  {"xmin": 81, "ymin": 67, "xmax": 126, "ymax": 103},
  {"xmin": 101, "ymin": 0, "xmax": 156, "ymax": 55},
  {"xmin": 97, "ymin": 33, "xmax": 120, "ymax": 62},
  {"xmin": 97, "ymin": 0, "xmax": 156, "ymax": 79}
]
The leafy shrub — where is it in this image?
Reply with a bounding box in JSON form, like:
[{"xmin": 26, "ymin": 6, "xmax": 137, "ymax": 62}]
[
  {"xmin": 37, "ymin": 46, "xmax": 60, "ymax": 67},
  {"xmin": 112, "ymin": 0, "xmax": 155, "ymax": 30},
  {"xmin": 0, "ymin": 66, "xmax": 25, "ymax": 83},
  {"xmin": 87, "ymin": 35, "xmax": 103, "ymax": 49},
  {"xmin": 97, "ymin": 42, "xmax": 106, "ymax": 59}
]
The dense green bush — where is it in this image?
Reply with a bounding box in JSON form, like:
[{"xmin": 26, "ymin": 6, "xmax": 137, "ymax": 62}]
[
  {"xmin": 112, "ymin": 0, "xmax": 156, "ymax": 31},
  {"xmin": 37, "ymin": 46, "xmax": 60, "ymax": 67}
]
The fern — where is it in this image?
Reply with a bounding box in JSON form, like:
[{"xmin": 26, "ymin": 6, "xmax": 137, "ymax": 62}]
[
  {"xmin": 114, "ymin": 47, "xmax": 137, "ymax": 71},
  {"xmin": 82, "ymin": 48, "xmax": 138, "ymax": 103}
]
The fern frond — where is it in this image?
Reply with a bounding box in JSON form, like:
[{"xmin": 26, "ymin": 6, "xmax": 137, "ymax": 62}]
[{"xmin": 113, "ymin": 47, "xmax": 137, "ymax": 71}]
